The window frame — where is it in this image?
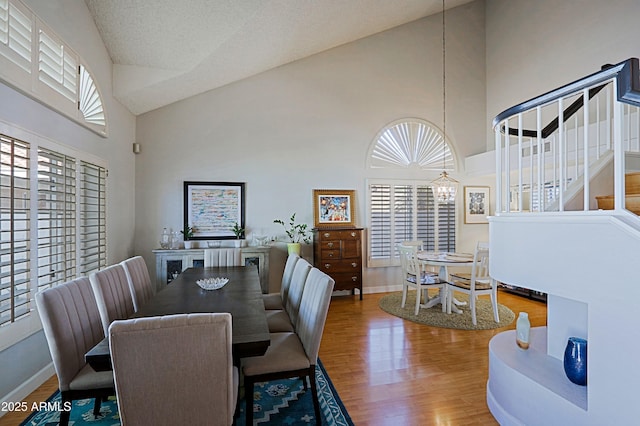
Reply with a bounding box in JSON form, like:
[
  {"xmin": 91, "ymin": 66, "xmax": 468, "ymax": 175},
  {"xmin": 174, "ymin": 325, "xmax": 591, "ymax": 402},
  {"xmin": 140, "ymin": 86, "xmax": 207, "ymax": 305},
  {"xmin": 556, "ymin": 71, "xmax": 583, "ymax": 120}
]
[{"xmin": 0, "ymin": 121, "xmax": 107, "ymax": 351}]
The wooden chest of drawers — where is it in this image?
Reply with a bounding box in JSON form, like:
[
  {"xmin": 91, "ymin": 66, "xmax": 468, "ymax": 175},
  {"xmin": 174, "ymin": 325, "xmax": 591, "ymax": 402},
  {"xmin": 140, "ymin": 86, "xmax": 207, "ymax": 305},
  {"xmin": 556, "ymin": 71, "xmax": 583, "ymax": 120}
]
[{"xmin": 312, "ymin": 228, "xmax": 363, "ymax": 300}]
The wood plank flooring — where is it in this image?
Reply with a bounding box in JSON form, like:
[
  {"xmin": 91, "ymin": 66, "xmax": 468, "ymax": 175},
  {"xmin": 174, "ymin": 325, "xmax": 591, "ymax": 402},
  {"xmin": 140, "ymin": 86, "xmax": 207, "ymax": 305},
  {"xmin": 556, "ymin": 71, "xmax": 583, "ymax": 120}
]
[{"xmin": 0, "ymin": 289, "xmax": 546, "ymax": 426}]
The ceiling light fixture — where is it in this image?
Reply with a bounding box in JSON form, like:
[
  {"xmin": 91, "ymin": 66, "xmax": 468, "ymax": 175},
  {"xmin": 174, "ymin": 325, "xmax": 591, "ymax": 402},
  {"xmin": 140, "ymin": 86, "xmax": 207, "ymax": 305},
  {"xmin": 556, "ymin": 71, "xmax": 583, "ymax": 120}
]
[{"xmin": 431, "ymin": 0, "xmax": 458, "ymax": 204}]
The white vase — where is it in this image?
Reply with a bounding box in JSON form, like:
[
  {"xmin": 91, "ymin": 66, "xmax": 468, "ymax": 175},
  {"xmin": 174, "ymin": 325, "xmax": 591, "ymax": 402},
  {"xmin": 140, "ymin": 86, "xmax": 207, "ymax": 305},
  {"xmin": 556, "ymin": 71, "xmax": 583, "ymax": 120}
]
[
  {"xmin": 234, "ymin": 239, "xmax": 243, "ymax": 248},
  {"xmin": 183, "ymin": 241, "xmax": 193, "ymax": 249},
  {"xmin": 516, "ymin": 312, "xmax": 530, "ymax": 350}
]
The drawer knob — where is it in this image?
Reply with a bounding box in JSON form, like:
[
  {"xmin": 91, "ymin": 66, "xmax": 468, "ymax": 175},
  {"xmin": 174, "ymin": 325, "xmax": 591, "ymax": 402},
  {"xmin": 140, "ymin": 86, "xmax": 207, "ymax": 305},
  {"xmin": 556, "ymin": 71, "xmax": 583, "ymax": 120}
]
[
  {"xmin": 351, "ymin": 276, "xmax": 358, "ymax": 281},
  {"xmin": 324, "ymin": 233, "xmax": 330, "ymax": 238},
  {"xmin": 328, "ymin": 253, "xmax": 334, "ymax": 257},
  {"xmin": 327, "ymin": 242, "xmax": 334, "ymax": 247},
  {"xmin": 324, "ymin": 264, "xmax": 331, "ymax": 269},
  {"xmin": 351, "ymin": 232, "xmax": 356, "ymax": 237}
]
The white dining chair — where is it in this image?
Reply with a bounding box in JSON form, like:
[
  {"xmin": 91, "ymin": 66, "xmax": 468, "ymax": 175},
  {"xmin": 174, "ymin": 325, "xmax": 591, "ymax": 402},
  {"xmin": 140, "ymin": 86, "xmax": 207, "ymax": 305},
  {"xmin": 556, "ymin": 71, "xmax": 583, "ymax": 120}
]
[
  {"xmin": 397, "ymin": 243, "xmax": 445, "ymax": 315},
  {"xmin": 204, "ymin": 248, "xmax": 242, "ymax": 267},
  {"xmin": 447, "ymin": 241, "xmax": 499, "ymax": 325}
]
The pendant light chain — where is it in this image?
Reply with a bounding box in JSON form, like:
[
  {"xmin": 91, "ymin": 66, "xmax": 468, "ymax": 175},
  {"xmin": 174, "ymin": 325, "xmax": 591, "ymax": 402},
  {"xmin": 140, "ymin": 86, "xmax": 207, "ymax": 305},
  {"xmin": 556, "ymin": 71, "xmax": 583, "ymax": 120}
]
[{"xmin": 431, "ymin": 0, "xmax": 458, "ymax": 204}]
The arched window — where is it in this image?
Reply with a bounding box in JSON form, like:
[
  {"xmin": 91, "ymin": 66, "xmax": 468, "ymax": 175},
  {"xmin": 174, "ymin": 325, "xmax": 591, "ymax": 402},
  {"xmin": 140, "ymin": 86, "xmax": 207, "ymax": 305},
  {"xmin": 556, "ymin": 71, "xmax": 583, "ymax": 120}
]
[
  {"xmin": 366, "ymin": 119, "xmax": 456, "ymax": 267},
  {"xmin": 368, "ymin": 118, "xmax": 454, "ymax": 170}
]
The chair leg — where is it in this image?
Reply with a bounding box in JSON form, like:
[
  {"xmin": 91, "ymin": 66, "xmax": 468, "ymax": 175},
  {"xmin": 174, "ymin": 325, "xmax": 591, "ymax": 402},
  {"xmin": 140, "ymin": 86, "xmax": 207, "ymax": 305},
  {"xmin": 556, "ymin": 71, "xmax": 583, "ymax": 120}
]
[
  {"xmin": 308, "ymin": 366, "xmax": 321, "ymax": 426},
  {"xmin": 470, "ymin": 293, "xmax": 477, "ymax": 326},
  {"xmin": 414, "ymin": 287, "xmax": 421, "ymax": 315},
  {"xmin": 59, "ymin": 393, "xmax": 71, "ymax": 426},
  {"xmin": 244, "ymin": 376, "xmax": 254, "ymax": 426},
  {"xmin": 92, "ymin": 397, "xmax": 102, "ymax": 417},
  {"xmin": 491, "ymin": 288, "xmax": 500, "ymax": 322},
  {"xmin": 401, "ymin": 284, "xmax": 408, "ymax": 308}
]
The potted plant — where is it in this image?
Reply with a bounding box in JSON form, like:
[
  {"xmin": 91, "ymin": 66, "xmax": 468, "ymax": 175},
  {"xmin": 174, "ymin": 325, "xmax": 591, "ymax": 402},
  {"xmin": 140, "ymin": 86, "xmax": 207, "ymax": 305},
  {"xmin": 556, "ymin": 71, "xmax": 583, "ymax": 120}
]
[
  {"xmin": 231, "ymin": 222, "xmax": 245, "ymax": 247},
  {"xmin": 274, "ymin": 213, "xmax": 311, "ymax": 255},
  {"xmin": 181, "ymin": 224, "xmax": 195, "ymax": 249}
]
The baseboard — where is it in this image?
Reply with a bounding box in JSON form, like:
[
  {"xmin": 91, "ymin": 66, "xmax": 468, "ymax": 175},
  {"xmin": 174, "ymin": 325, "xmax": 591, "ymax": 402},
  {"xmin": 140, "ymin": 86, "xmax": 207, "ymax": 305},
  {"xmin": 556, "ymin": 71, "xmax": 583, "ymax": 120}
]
[{"xmin": 0, "ymin": 363, "xmax": 55, "ymax": 417}]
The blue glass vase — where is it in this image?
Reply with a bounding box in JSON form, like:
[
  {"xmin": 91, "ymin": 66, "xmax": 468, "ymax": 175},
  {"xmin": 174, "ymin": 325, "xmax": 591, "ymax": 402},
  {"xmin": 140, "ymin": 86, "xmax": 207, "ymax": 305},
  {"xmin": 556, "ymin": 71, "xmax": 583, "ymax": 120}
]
[{"xmin": 563, "ymin": 337, "xmax": 587, "ymax": 386}]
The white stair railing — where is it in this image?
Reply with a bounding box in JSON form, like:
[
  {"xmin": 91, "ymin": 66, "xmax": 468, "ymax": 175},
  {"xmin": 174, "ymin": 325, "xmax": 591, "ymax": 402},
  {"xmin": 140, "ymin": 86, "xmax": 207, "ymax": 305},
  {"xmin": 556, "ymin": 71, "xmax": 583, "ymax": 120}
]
[{"xmin": 493, "ymin": 58, "xmax": 640, "ymax": 215}]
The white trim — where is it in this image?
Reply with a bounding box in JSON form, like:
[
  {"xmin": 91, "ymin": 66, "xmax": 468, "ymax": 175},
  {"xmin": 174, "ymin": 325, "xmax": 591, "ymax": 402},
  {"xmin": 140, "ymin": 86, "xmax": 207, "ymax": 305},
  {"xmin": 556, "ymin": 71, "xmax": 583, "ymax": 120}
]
[{"xmin": 0, "ymin": 362, "xmax": 54, "ymax": 414}]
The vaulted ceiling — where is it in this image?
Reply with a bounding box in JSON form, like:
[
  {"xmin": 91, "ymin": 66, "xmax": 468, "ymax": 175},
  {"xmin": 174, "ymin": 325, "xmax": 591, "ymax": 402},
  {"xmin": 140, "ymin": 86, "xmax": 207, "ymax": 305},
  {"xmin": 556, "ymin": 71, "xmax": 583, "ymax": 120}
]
[{"xmin": 84, "ymin": 0, "xmax": 474, "ymax": 115}]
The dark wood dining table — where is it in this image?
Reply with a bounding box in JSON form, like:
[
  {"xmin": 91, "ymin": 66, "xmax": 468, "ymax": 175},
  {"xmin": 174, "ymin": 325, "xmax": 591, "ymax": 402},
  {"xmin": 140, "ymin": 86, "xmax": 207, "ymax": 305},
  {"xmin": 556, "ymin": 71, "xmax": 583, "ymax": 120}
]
[{"xmin": 85, "ymin": 266, "xmax": 270, "ymax": 371}]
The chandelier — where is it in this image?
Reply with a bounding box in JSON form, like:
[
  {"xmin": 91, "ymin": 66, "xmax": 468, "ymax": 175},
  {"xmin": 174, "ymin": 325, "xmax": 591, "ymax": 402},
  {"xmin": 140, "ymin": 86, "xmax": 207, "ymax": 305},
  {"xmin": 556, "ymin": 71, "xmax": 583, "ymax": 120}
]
[{"xmin": 430, "ymin": 0, "xmax": 458, "ymax": 204}]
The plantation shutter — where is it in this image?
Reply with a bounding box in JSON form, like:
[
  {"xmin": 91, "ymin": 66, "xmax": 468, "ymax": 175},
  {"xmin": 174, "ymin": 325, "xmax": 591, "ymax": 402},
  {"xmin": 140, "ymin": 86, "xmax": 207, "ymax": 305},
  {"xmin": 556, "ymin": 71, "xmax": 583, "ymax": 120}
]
[
  {"xmin": 37, "ymin": 148, "xmax": 76, "ymax": 292},
  {"xmin": 368, "ymin": 180, "xmax": 455, "ymax": 267},
  {"xmin": 0, "ymin": 135, "xmax": 30, "ymax": 326},
  {"xmin": 79, "ymin": 161, "xmax": 106, "ymax": 275},
  {"xmin": 38, "ymin": 25, "xmax": 77, "ymax": 102},
  {"xmin": 0, "ymin": 0, "xmax": 31, "ymax": 73}
]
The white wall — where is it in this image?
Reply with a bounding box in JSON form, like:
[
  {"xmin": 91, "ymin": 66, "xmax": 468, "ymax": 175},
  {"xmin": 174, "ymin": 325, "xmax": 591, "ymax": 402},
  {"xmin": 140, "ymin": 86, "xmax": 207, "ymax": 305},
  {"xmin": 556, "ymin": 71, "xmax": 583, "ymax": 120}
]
[
  {"xmin": 135, "ymin": 1, "xmax": 489, "ymax": 290},
  {"xmin": 0, "ymin": 0, "xmax": 136, "ymax": 404},
  {"xmin": 485, "ymin": 0, "xmax": 640, "ymax": 150}
]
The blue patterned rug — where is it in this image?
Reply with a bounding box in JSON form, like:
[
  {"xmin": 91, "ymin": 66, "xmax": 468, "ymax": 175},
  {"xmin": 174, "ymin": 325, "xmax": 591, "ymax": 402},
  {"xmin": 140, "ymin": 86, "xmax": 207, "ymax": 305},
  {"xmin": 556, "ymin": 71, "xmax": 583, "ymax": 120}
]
[{"xmin": 20, "ymin": 360, "xmax": 352, "ymax": 426}]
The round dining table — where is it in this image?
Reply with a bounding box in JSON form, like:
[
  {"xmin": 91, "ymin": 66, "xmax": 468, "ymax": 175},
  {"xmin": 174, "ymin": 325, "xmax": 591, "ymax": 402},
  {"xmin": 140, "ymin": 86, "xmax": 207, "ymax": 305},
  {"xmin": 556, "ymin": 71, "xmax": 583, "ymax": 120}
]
[{"xmin": 416, "ymin": 251, "xmax": 474, "ymax": 313}]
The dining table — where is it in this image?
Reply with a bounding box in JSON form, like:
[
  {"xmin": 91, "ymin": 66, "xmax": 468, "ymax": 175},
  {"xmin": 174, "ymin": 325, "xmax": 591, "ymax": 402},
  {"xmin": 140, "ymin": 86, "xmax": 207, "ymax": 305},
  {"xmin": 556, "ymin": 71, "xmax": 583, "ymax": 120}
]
[
  {"xmin": 416, "ymin": 251, "xmax": 474, "ymax": 313},
  {"xmin": 85, "ymin": 265, "xmax": 270, "ymax": 371}
]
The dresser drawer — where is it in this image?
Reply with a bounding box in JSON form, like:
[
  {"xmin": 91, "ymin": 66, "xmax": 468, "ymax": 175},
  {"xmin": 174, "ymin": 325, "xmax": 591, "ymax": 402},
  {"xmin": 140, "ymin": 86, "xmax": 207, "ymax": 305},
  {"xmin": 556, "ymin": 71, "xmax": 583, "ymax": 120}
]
[
  {"xmin": 331, "ymin": 273, "xmax": 362, "ymax": 291},
  {"xmin": 320, "ymin": 240, "xmax": 341, "ymax": 250},
  {"xmin": 321, "ymin": 249, "xmax": 340, "ymax": 259},
  {"xmin": 318, "ymin": 260, "xmax": 361, "ymax": 273},
  {"xmin": 317, "ymin": 229, "xmax": 360, "ymax": 240}
]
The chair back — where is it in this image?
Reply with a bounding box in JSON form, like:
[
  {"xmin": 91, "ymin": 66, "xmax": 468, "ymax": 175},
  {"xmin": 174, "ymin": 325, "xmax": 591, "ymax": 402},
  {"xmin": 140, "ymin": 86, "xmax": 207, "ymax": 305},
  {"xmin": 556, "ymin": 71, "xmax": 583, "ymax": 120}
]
[
  {"xmin": 204, "ymin": 248, "xmax": 242, "ymax": 267},
  {"xmin": 109, "ymin": 313, "xmax": 236, "ymax": 426},
  {"xmin": 401, "ymin": 240, "xmax": 424, "ymax": 250},
  {"xmin": 471, "ymin": 242, "xmax": 491, "ymax": 288},
  {"xmin": 284, "ymin": 258, "xmax": 312, "ymax": 327},
  {"xmin": 397, "ymin": 244, "xmax": 421, "ymax": 278},
  {"xmin": 120, "ymin": 256, "xmax": 154, "ymax": 312},
  {"xmin": 280, "ymin": 253, "xmax": 300, "ymax": 300},
  {"xmin": 35, "ymin": 277, "xmax": 105, "ymax": 391},
  {"xmin": 90, "ymin": 264, "xmax": 135, "ymax": 335},
  {"xmin": 295, "ymin": 268, "xmax": 335, "ymax": 364}
]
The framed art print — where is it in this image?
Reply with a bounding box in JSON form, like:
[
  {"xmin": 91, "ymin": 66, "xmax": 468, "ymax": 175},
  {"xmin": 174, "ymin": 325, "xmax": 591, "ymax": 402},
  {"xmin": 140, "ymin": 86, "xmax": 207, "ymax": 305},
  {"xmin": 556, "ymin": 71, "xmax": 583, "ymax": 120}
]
[
  {"xmin": 183, "ymin": 181, "xmax": 245, "ymax": 239},
  {"xmin": 464, "ymin": 186, "xmax": 490, "ymax": 224},
  {"xmin": 313, "ymin": 189, "xmax": 356, "ymax": 228}
]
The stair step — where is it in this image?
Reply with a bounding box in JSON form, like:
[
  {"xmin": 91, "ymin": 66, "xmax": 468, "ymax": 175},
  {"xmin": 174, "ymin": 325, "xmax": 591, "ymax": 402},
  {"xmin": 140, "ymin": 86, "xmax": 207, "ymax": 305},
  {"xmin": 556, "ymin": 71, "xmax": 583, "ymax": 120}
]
[
  {"xmin": 596, "ymin": 194, "xmax": 640, "ymax": 214},
  {"xmin": 625, "ymin": 172, "xmax": 640, "ymax": 194}
]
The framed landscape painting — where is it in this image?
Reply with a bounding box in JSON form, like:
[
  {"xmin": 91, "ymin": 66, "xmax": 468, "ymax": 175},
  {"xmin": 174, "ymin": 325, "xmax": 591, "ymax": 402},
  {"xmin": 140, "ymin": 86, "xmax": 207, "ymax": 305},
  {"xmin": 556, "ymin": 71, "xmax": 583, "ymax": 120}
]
[
  {"xmin": 464, "ymin": 186, "xmax": 490, "ymax": 224},
  {"xmin": 183, "ymin": 181, "xmax": 245, "ymax": 239},
  {"xmin": 313, "ymin": 189, "xmax": 356, "ymax": 228}
]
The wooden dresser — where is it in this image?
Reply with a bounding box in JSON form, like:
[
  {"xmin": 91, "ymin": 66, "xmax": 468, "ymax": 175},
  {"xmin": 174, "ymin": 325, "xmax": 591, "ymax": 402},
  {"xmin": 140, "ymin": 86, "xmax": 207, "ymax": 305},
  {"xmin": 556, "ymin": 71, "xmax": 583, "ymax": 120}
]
[{"xmin": 312, "ymin": 227, "xmax": 363, "ymax": 299}]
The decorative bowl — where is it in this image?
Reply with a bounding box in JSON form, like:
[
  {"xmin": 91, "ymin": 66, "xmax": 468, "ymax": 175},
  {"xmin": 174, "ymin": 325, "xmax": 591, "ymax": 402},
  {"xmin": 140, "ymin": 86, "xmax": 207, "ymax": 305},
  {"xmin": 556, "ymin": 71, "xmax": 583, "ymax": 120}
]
[{"xmin": 196, "ymin": 277, "xmax": 229, "ymax": 290}]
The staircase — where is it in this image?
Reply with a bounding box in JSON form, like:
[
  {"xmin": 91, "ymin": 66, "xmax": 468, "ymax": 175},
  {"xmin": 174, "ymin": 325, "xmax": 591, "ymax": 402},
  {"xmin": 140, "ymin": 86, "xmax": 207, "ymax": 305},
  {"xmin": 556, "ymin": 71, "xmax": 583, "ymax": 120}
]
[
  {"xmin": 489, "ymin": 58, "xmax": 640, "ymax": 425},
  {"xmin": 595, "ymin": 171, "xmax": 640, "ymax": 214}
]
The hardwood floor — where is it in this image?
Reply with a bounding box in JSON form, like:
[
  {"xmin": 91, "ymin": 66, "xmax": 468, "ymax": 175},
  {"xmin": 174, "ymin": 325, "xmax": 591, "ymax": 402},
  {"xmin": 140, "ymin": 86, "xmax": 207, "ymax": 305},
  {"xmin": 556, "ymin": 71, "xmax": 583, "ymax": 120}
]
[{"xmin": 0, "ymin": 289, "xmax": 546, "ymax": 426}]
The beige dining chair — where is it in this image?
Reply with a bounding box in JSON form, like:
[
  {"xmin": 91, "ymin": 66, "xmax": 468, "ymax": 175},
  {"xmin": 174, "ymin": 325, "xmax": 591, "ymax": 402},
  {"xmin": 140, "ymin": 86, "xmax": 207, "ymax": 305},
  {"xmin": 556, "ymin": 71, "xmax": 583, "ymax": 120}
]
[
  {"xmin": 109, "ymin": 313, "xmax": 237, "ymax": 426},
  {"xmin": 90, "ymin": 264, "xmax": 135, "ymax": 335},
  {"xmin": 266, "ymin": 257, "xmax": 312, "ymax": 333},
  {"xmin": 263, "ymin": 253, "xmax": 299, "ymax": 310},
  {"xmin": 447, "ymin": 241, "xmax": 500, "ymax": 325},
  {"xmin": 120, "ymin": 256, "xmax": 154, "ymax": 312},
  {"xmin": 203, "ymin": 248, "xmax": 242, "ymax": 267},
  {"xmin": 35, "ymin": 277, "xmax": 115, "ymax": 426},
  {"xmin": 397, "ymin": 243, "xmax": 445, "ymax": 315},
  {"xmin": 243, "ymin": 267, "xmax": 335, "ymax": 426}
]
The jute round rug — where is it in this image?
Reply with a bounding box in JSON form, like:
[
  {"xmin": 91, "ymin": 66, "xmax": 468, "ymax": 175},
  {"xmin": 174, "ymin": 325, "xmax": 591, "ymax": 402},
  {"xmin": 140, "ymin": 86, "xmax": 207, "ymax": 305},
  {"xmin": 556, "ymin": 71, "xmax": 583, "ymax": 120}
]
[{"xmin": 379, "ymin": 292, "xmax": 515, "ymax": 330}]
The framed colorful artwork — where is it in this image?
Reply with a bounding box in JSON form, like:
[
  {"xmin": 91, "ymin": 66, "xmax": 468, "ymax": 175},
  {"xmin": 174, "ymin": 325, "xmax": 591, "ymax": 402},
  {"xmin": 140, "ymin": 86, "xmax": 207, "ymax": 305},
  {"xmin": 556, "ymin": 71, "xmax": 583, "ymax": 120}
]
[
  {"xmin": 464, "ymin": 186, "xmax": 490, "ymax": 224},
  {"xmin": 183, "ymin": 181, "xmax": 245, "ymax": 239},
  {"xmin": 313, "ymin": 189, "xmax": 356, "ymax": 228}
]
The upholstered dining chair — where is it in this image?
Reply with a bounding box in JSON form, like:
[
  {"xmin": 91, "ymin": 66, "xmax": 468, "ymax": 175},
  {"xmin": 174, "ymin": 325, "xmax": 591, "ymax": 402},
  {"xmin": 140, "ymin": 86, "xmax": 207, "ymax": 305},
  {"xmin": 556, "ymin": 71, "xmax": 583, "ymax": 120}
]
[
  {"xmin": 109, "ymin": 313, "xmax": 237, "ymax": 426},
  {"xmin": 397, "ymin": 244, "xmax": 445, "ymax": 315},
  {"xmin": 90, "ymin": 264, "xmax": 135, "ymax": 335},
  {"xmin": 120, "ymin": 256, "xmax": 154, "ymax": 312},
  {"xmin": 263, "ymin": 253, "xmax": 299, "ymax": 310},
  {"xmin": 447, "ymin": 241, "xmax": 500, "ymax": 325},
  {"xmin": 203, "ymin": 248, "xmax": 242, "ymax": 267},
  {"xmin": 35, "ymin": 277, "xmax": 115, "ymax": 426},
  {"xmin": 266, "ymin": 257, "xmax": 312, "ymax": 333},
  {"xmin": 243, "ymin": 268, "xmax": 335, "ymax": 426}
]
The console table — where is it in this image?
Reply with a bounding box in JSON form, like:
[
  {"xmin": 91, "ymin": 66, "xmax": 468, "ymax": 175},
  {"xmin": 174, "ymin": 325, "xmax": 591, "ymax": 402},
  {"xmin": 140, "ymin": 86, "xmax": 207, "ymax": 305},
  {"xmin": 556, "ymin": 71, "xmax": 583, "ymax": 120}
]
[{"xmin": 152, "ymin": 246, "xmax": 271, "ymax": 293}]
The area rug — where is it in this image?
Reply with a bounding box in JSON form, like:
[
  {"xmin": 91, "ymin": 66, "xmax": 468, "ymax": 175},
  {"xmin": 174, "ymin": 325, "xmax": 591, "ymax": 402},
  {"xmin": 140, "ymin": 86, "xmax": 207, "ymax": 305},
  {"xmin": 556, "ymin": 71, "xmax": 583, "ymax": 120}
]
[
  {"xmin": 20, "ymin": 360, "xmax": 353, "ymax": 426},
  {"xmin": 379, "ymin": 291, "xmax": 515, "ymax": 330}
]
